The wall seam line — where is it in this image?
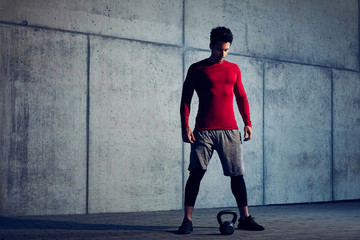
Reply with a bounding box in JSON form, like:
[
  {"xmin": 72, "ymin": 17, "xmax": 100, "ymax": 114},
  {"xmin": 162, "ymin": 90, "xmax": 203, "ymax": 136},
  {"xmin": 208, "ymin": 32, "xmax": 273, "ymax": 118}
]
[
  {"xmin": 86, "ymin": 35, "xmax": 90, "ymax": 214},
  {"xmin": 331, "ymin": 69, "xmax": 334, "ymax": 202},
  {"xmin": 262, "ymin": 59, "xmax": 266, "ymax": 205},
  {"xmin": 181, "ymin": 0, "xmax": 186, "ymax": 211},
  {"xmin": 0, "ymin": 20, "xmax": 183, "ymax": 48}
]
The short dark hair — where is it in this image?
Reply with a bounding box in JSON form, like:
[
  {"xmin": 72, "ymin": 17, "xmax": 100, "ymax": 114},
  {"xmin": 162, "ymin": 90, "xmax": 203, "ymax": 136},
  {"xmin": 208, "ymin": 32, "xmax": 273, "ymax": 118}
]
[{"xmin": 210, "ymin": 26, "xmax": 233, "ymax": 46}]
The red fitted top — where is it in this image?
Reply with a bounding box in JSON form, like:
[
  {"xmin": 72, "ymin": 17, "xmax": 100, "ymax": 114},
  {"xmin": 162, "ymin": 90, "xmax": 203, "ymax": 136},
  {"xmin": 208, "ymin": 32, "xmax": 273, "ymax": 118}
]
[{"xmin": 180, "ymin": 59, "xmax": 251, "ymax": 131}]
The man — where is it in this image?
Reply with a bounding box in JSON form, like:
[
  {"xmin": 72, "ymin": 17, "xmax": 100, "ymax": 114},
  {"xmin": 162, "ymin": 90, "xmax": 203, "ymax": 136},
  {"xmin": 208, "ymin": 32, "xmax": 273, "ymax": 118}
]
[{"xmin": 178, "ymin": 26, "xmax": 264, "ymax": 234}]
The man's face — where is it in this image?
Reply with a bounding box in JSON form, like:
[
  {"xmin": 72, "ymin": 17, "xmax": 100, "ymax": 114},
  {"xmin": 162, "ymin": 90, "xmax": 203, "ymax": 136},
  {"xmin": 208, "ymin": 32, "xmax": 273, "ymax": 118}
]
[{"xmin": 209, "ymin": 41, "xmax": 231, "ymax": 63}]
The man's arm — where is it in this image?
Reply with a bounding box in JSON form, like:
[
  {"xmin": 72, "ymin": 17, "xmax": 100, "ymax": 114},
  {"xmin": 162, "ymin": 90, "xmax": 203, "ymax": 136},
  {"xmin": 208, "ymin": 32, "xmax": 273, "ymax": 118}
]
[
  {"xmin": 180, "ymin": 66, "xmax": 196, "ymax": 143},
  {"xmin": 234, "ymin": 66, "xmax": 252, "ymax": 141}
]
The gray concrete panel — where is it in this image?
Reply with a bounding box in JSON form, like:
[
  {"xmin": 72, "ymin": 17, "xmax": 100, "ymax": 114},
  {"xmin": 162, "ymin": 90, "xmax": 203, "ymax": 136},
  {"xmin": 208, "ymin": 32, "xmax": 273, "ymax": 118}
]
[
  {"xmin": 333, "ymin": 70, "xmax": 360, "ymax": 200},
  {"xmin": 89, "ymin": 37, "xmax": 183, "ymax": 213},
  {"xmin": 0, "ymin": 25, "xmax": 87, "ymax": 216},
  {"xmin": 264, "ymin": 61, "xmax": 332, "ymax": 204},
  {"xmin": 0, "ymin": 0, "xmax": 183, "ymax": 45},
  {"xmin": 183, "ymin": 51, "xmax": 263, "ymax": 208},
  {"xmin": 185, "ymin": 0, "xmax": 358, "ymax": 70}
]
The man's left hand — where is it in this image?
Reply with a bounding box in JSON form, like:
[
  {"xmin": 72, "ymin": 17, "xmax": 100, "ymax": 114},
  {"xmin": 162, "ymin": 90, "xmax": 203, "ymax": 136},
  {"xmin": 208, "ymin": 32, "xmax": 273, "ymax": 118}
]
[{"xmin": 244, "ymin": 126, "xmax": 252, "ymax": 141}]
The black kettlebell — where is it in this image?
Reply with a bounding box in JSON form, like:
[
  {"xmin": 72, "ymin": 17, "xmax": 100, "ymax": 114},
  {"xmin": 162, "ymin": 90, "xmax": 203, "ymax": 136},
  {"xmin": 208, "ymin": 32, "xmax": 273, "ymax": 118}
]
[{"xmin": 217, "ymin": 210, "xmax": 237, "ymax": 235}]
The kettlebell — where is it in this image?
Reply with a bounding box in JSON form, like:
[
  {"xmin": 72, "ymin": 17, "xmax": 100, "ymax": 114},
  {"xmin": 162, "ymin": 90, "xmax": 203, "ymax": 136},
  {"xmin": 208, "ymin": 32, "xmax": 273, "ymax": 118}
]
[{"xmin": 217, "ymin": 210, "xmax": 237, "ymax": 235}]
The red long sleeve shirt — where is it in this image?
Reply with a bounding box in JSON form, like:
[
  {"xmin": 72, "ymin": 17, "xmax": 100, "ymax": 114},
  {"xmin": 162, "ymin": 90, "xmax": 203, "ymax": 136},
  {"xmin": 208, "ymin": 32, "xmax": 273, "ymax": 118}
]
[{"xmin": 180, "ymin": 59, "xmax": 251, "ymax": 131}]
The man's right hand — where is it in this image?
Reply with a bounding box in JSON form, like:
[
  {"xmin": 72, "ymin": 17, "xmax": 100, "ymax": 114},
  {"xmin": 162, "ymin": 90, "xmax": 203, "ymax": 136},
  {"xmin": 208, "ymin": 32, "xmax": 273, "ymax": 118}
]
[{"xmin": 182, "ymin": 128, "xmax": 196, "ymax": 143}]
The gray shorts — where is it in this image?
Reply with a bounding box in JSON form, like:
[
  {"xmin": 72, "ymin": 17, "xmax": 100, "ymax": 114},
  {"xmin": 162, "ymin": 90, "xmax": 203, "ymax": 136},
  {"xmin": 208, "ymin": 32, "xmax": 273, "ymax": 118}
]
[{"xmin": 189, "ymin": 129, "xmax": 244, "ymax": 176}]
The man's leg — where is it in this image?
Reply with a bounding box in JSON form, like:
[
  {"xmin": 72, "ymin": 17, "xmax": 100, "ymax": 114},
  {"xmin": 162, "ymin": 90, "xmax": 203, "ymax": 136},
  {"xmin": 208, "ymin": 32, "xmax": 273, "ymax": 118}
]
[
  {"xmin": 231, "ymin": 175, "xmax": 264, "ymax": 231},
  {"xmin": 184, "ymin": 169, "xmax": 206, "ymax": 216},
  {"xmin": 231, "ymin": 175, "xmax": 248, "ymax": 218},
  {"xmin": 178, "ymin": 169, "xmax": 206, "ymax": 234}
]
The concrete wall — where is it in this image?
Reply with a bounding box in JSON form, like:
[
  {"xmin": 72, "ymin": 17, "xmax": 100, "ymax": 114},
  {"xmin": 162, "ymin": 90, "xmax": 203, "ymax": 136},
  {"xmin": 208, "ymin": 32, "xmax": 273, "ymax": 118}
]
[
  {"xmin": 0, "ymin": 25, "xmax": 88, "ymax": 215},
  {"xmin": 0, "ymin": 0, "xmax": 359, "ymax": 216}
]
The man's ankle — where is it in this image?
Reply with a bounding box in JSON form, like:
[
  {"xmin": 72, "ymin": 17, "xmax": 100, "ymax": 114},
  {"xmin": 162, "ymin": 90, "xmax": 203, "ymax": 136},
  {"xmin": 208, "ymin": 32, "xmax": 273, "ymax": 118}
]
[{"xmin": 185, "ymin": 206, "xmax": 194, "ymax": 221}]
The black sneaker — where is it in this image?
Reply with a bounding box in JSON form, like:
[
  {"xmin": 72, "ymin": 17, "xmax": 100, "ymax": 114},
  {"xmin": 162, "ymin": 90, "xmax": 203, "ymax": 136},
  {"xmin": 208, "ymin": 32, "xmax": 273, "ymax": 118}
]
[
  {"xmin": 177, "ymin": 218, "xmax": 193, "ymax": 234},
  {"xmin": 238, "ymin": 215, "xmax": 265, "ymax": 231}
]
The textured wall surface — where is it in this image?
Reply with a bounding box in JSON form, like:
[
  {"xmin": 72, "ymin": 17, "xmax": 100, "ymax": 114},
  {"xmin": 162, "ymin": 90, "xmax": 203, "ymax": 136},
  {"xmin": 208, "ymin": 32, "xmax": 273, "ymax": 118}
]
[
  {"xmin": 333, "ymin": 70, "xmax": 360, "ymax": 200},
  {"xmin": 0, "ymin": 25, "xmax": 87, "ymax": 215},
  {"xmin": 0, "ymin": 0, "xmax": 359, "ymax": 216},
  {"xmin": 89, "ymin": 37, "xmax": 183, "ymax": 213},
  {"xmin": 185, "ymin": 0, "xmax": 358, "ymax": 70},
  {"xmin": 264, "ymin": 62, "xmax": 332, "ymax": 204},
  {"xmin": 0, "ymin": 0, "xmax": 183, "ymax": 45}
]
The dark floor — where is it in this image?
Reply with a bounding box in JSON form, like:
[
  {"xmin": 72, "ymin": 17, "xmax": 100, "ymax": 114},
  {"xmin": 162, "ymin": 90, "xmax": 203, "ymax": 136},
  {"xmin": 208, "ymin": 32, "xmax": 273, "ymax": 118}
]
[{"xmin": 0, "ymin": 201, "xmax": 359, "ymax": 240}]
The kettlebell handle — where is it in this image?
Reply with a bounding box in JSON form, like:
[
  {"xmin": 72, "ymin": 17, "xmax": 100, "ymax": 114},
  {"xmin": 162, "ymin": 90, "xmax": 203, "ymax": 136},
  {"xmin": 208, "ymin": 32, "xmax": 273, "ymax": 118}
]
[{"xmin": 217, "ymin": 210, "xmax": 237, "ymax": 224}]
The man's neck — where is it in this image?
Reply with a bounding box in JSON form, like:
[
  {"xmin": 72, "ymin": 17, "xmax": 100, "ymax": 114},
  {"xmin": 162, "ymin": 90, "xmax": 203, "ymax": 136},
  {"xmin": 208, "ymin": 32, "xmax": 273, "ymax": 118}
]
[{"xmin": 207, "ymin": 57, "xmax": 225, "ymax": 64}]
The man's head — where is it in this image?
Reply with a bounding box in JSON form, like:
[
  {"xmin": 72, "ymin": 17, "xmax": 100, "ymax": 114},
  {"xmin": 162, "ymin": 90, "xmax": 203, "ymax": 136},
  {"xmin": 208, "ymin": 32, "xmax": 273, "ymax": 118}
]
[
  {"xmin": 209, "ymin": 27, "xmax": 233, "ymax": 64},
  {"xmin": 210, "ymin": 26, "xmax": 233, "ymax": 46}
]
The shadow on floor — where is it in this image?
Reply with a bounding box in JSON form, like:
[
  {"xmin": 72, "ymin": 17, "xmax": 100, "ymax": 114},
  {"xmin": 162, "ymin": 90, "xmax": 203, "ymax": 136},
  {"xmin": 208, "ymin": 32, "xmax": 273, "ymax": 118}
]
[
  {"xmin": 0, "ymin": 216, "xmax": 217, "ymax": 235},
  {"xmin": 0, "ymin": 216, "xmax": 173, "ymax": 231}
]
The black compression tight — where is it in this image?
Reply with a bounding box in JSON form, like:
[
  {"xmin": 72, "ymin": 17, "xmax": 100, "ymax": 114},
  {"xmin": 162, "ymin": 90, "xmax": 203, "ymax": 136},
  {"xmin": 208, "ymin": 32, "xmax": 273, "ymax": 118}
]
[
  {"xmin": 184, "ymin": 169, "xmax": 206, "ymax": 206},
  {"xmin": 184, "ymin": 169, "xmax": 248, "ymax": 207},
  {"xmin": 231, "ymin": 174, "xmax": 248, "ymax": 207}
]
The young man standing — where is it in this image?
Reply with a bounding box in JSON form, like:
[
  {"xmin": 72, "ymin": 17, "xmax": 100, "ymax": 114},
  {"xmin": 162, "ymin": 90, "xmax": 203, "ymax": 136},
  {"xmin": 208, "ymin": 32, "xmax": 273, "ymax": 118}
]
[{"xmin": 178, "ymin": 26, "xmax": 264, "ymax": 234}]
